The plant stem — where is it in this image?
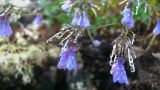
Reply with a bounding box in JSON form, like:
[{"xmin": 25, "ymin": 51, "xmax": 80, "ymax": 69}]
[
  {"xmin": 87, "ymin": 30, "xmax": 94, "ymax": 43},
  {"xmin": 87, "ymin": 23, "xmax": 120, "ymax": 29},
  {"xmin": 146, "ymin": 34, "xmax": 157, "ymax": 51}
]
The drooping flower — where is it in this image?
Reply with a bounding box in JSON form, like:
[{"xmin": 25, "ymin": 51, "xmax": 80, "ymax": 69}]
[
  {"xmin": 61, "ymin": 0, "xmax": 72, "ymax": 12},
  {"xmin": 71, "ymin": 10, "xmax": 91, "ymax": 28},
  {"xmin": 110, "ymin": 58, "xmax": 129, "ymax": 85},
  {"xmin": 0, "ymin": 17, "xmax": 13, "ymax": 37},
  {"xmin": 33, "ymin": 15, "xmax": 43, "ymax": 26},
  {"xmin": 121, "ymin": 9, "xmax": 134, "ymax": 29},
  {"xmin": 152, "ymin": 19, "xmax": 160, "ymax": 35},
  {"xmin": 57, "ymin": 47, "xmax": 77, "ymax": 70},
  {"xmin": 93, "ymin": 39, "xmax": 101, "ymax": 47}
]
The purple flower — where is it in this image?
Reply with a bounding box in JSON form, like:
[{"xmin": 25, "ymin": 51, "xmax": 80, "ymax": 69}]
[
  {"xmin": 33, "ymin": 15, "xmax": 43, "ymax": 26},
  {"xmin": 152, "ymin": 19, "xmax": 160, "ymax": 35},
  {"xmin": 110, "ymin": 58, "xmax": 129, "ymax": 85},
  {"xmin": 57, "ymin": 47, "xmax": 77, "ymax": 70},
  {"xmin": 0, "ymin": 17, "xmax": 13, "ymax": 37},
  {"xmin": 61, "ymin": 0, "xmax": 72, "ymax": 12},
  {"xmin": 93, "ymin": 39, "xmax": 101, "ymax": 47},
  {"xmin": 121, "ymin": 9, "xmax": 134, "ymax": 29},
  {"xmin": 71, "ymin": 11, "xmax": 91, "ymax": 28}
]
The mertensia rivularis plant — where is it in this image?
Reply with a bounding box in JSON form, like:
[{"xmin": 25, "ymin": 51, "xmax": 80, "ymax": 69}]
[{"xmin": 0, "ymin": 0, "xmax": 160, "ymax": 88}]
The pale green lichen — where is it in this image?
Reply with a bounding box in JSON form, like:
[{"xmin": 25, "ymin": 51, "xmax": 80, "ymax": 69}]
[{"xmin": 0, "ymin": 37, "xmax": 60, "ymax": 84}]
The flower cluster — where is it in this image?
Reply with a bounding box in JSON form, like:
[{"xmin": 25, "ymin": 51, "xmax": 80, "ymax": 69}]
[
  {"xmin": 46, "ymin": 24, "xmax": 81, "ymax": 70},
  {"xmin": 110, "ymin": 32, "xmax": 136, "ymax": 72},
  {"xmin": 61, "ymin": 0, "xmax": 100, "ymax": 28},
  {"xmin": 109, "ymin": 32, "xmax": 136, "ymax": 85},
  {"xmin": 47, "ymin": 0, "xmax": 100, "ymax": 70}
]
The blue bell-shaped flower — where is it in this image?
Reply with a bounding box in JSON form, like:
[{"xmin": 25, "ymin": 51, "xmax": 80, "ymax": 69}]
[
  {"xmin": 33, "ymin": 15, "xmax": 43, "ymax": 26},
  {"xmin": 71, "ymin": 10, "xmax": 91, "ymax": 28},
  {"xmin": 110, "ymin": 58, "xmax": 129, "ymax": 85},
  {"xmin": 121, "ymin": 9, "xmax": 134, "ymax": 29},
  {"xmin": 61, "ymin": 0, "xmax": 72, "ymax": 12},
  {"xmin": 0, "ymin": 17, "xmax": 13, "ymax": 37},
  {"xmin": 57, "ymin": 47, "xmax": 77, "ymax": 70},
  {"xmin": 153, "ymin": 19, "xmax": 160, "ymax": 35}
]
